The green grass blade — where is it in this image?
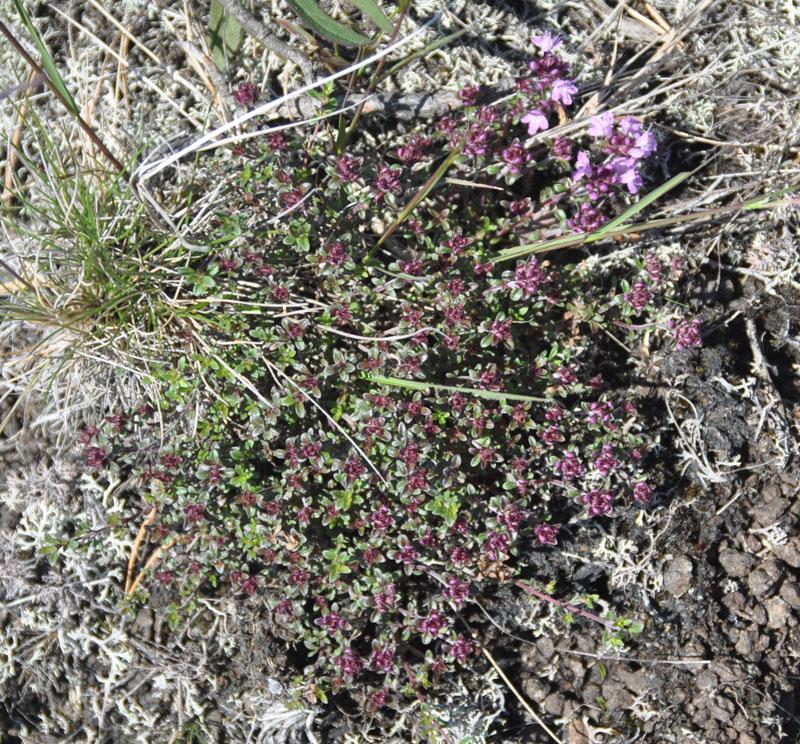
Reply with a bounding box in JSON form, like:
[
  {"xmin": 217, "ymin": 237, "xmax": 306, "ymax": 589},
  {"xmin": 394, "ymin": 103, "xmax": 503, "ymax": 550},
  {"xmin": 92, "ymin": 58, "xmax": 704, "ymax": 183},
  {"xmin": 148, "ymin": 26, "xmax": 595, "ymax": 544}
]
[
  {"xmin": 374, "ymin": 144, "xmax": 464, "ymax": 252},
  {"xmin": 348, "ymin": 0, "xmax": 393, "ymax": 34},
  {"xmin": 497, "ymin": 173, "xmax": 690, "ymax": 263},
  {"xmin": 285, "ymin": 0, "xmax": 371, "ymax": 46},
  {"xmin": 12, "ymin": 0, "xmax": 78, "ymax": 115},
  {"xmin": 362, "ymin": 373, "xmax": 547, "ymax": 403},
  {"xmin": 593, "ymin": 171, "xmax": 690, "ymax": 236},
  {"xmin": 496, "ymin": 171, "xmax": 786, "ymax": 264},
  {"xmin": 495, "ymin": 182, "xmax": 800, "ymax": 264}
]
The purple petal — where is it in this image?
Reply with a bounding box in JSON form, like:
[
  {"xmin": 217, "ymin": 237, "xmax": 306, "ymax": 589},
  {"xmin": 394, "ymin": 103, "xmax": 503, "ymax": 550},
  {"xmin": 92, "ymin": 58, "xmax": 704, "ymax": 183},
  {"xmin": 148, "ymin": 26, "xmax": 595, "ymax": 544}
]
[
  {"xmin": 532, "ymin": 31, "xmax": 562, "ymax": 53},
  {"xmin": 521, "ymin": 110, "xmax": 549, "ymax": 135},
  {"xmin": 573, "ymin": 151, "xmax": 593, "ymax": 181},
  {"xmin": 551, "ymin": 79, "xmax": 578, "ymax": 105},
  {"xmin": 587, "ymin": 111, "xmax": 614, "ymax": 138},
  {"xmin": 619, "ymin": 116, "xmax": 642, "ymax": 136}
]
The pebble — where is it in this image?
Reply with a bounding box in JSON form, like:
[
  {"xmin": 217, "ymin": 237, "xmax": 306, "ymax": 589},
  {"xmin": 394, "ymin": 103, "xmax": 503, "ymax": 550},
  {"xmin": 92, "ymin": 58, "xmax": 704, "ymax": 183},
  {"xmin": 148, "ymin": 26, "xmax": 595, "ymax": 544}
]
[
  {"xmin": 543, "ymin": 692, "xmax": 565, "ymax": 716},
  {"xmin": 663, "ymin": 556, "xmax": 693, "ymax": 596},
  {"xmin": 780, "ymin": 580, "xmax": 800, "ymax": 610},
  {"xmin": 764, "ymin": 597, "xmax": 791, "ymax": 630},
  {"xmin": 754, "ymin": 497, "xmax": 788, "ymax": 526},
  {"xmin": 774, "ymin": 538, "xmax": 800, "ymax": 568},
  {"xmin": 747, "ymin": 560, "xmax": 781, "ymax": 599},
  {"xmin": 719, "ymin": 549, "xmax": 754, "ymax": 578}
]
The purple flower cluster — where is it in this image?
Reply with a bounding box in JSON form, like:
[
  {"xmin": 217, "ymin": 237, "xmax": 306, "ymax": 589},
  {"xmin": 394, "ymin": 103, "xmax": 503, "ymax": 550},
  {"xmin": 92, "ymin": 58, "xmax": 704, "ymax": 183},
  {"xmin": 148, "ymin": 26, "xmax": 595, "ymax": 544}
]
[
  {"xmin": 443, "ymin": 577, "xmax": 470, "ymax": 605},
  {"xmin": 315, "ymin": 612, "xmax": 349, "ymax": 635},
  {"xmin": 581, "ymin": 489, "xmax": 615, "ymax": 517},
  {"xmin": 508, "ymin": 258, "xmax": 548, "ymax": 298},
  {"xmin": 418, "ymin": 610, "xmax": 448, "ymax": 638},
  {"xmin": 336, "ymin": 647, "xmax": 362, "ymax": 677},
  {"xmin": 633, "ymin": 481, "xmax": 654, "ymax": 502},
  {"xmin": 671, "ymin": 318, "xmax": 703, "ymax": 350},
  {"xmin": 233, "ymin": 82, "xmax": 259, "ymax": 106},
  {"xmin": 518, "ymin": 31, "xmax": 576, "ymax": 137},
  {"xmin": 534, "ymin": 523, "xmax": 560, "ymax": 545},
  {"xmin": 448, "ymin": 635, "xmax": 474, "ymax": 662},
  {"xmin": 370, "ymin": 645, "xmax": 395, "ymax": 672},
  {"xmin": 624, "ymin": 281, "xmax": 653, "ymax": 312},
  {"xmin": 573, "ymin": 112, "xmax": 657, "ymax": 199},
  {"xmin": 396, "ymin": 135, "xmax": 431, "ymax": 166}
]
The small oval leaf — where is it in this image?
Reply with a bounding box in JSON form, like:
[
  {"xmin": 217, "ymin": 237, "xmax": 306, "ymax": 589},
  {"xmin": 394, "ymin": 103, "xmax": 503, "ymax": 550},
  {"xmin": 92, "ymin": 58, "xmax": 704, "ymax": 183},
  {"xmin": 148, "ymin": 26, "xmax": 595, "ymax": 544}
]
[
  {"xmin": 348, "ymin": 0, "xmax": 393, "ymax": 34},
  {"xmin": 285, "ymin": 0, "xmax": 371, "ymax": 46}
]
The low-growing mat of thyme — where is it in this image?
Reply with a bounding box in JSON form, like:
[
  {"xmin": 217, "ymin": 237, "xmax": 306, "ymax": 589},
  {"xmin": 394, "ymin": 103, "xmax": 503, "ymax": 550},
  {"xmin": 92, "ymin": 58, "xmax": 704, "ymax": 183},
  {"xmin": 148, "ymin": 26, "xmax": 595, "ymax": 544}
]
[{"xmin": 1, "ymin": 0, "xmax": 800, "ymax": 743}]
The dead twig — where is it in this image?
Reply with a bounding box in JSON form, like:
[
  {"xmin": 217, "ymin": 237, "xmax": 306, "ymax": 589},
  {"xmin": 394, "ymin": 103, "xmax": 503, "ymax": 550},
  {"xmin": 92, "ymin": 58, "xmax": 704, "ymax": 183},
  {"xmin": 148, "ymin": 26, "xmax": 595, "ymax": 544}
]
[
  {"xmin": 2, "ymin": 70, "xmax": 41, "ymax": 207},
  {"xmin": 125, "ymin": 506, "xmax": 158, "ymax": 594},
  {"xmin": 0, "ymin": 19, "xmax": 128, "ymax": 178},
  {"xmin": 481, "ymin": 647, "xmax": 562, "ymax": 744},
  {"xmin": 515, "ymin": 581, "xmax": 619, "ymax": 631},
  {"xmin": 127, "ymin": 536, "xmax": 178, "ymax": 596}
]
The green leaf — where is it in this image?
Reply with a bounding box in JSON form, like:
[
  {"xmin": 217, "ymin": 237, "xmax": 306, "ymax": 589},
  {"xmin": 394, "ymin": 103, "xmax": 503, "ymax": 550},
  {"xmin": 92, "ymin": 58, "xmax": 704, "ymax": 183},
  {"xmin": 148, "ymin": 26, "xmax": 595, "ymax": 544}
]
[
  {"xmin": 285, "ymin": 0, "xmax": 371, "ymax": 46},
  {"xmin": 208, "ymin": 0, "xmax": 242, "ymax": 71},
  {"xmin": 428, "ymin": 492, "xmax": 460, "ymax": 527},
  {"xmin": 12, "ymin": 0, "xmax": 79, "ymax": 115},
  {"xmin": 348, "ymin": 0, "xmax": 393, "ymax": 34},
  {"xmin": 335, "ymin": 489, "xmax": 353, "ymax": 511}
]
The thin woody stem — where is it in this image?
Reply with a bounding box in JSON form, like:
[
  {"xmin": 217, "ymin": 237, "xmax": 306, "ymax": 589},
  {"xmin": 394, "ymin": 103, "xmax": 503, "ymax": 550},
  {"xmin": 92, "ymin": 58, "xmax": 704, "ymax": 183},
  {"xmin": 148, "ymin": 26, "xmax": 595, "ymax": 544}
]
[{"xmin": 0, "ymin": 19, "xmax": 128, "ymax": 178}]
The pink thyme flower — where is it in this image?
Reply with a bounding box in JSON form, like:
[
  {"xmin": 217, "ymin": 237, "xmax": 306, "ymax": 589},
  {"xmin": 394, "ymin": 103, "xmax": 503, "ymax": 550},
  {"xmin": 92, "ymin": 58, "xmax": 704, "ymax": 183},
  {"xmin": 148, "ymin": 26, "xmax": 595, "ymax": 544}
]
[
  {"xmin": 534, "ymin": 523, "xmax": 560, "ymax": 545},
  {"xmin": 581, "ymin": 489, "xmax": 615, "ymax": 517},
  {"xmin": 633, "ymin": 481, "xmax": 654, "ymax": 502},
  {"xmin": 550, "ymin": 78, "xmax": 578, "ymax": 105},
  {"xmin": 573, "ymin": 151, "xmax": 593, "ymax": 181},
  {"xmin": 588, "ymin": 111, "xmax": 614, "ymax": 138},
  {"xmin": 418, "ymin": 610, "xmax": 448, "ymax": 638},
  {"xmin": 531, "ymin": 31, "xmax": 562, "ymax": 53},
  {"xmin": 370, "ymin": 646, "xmax": 395, "ymax": 672},
  {"xmin": 233, "ymin": 82, "xmax": 259, "ymax": 106},
  {"xmin": 614, "ymin": 159, "xmax": 643, "ymax": 194},
  {"xmin": 671, "ymin": 318, "xmax": 703, "ymax": 350},
  {"xmin": 335, "ymin": 647, "xmax": 362, "ymax": 677},
  {"xmin": 443, "ymin": 576, "xmax": 470, "ymax": 605},
  {"xmin": 521, "ymin": 109, "xmax": 549, "ymax": 135},
  {"xmin": 623, "ymin": 281, "xmax": 652, "ymax": 312},
  {"xmin": 449, "ymin": 635, "xmax": 475, "ymax": 661}
]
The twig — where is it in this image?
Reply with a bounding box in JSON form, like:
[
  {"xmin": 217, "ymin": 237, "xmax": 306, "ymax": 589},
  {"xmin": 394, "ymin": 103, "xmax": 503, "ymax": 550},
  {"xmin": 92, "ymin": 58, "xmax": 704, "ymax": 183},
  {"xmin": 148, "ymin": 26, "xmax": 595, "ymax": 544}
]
[
  {"xmin": 341, "ymin": 3, "xmax": 409, "ymax": 149},
  {"xmin": 263, "ymin": 358, "xmax": 388, "ymax": 486},
  {"xmin": 515, "ymin": 581, "xmax": 618, "ymax": 631},
  {"xmin": 127, "ymin": 536, "xmax": 178, "ymax": 596},
  {"xmin": 214, "ymin": 0, "xmax": 313, "ymax": 83},
  {"xmin": 125, "ymin": 506, "xmax": 158, "ymax": 594},
  {"xmin": 2, "ymin": 69, "xmax": 41, "ymax": 206},
  {"xmin": 554, "ymin": 648, "xmax": 712, "ymax": 665},
  {"xmin": 480, "ymin": 647, "xmax": 562, "ymax": 744},
  {"xmin": 136, "ymin": 20, "xmax": 435, "ymax": 182}
]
